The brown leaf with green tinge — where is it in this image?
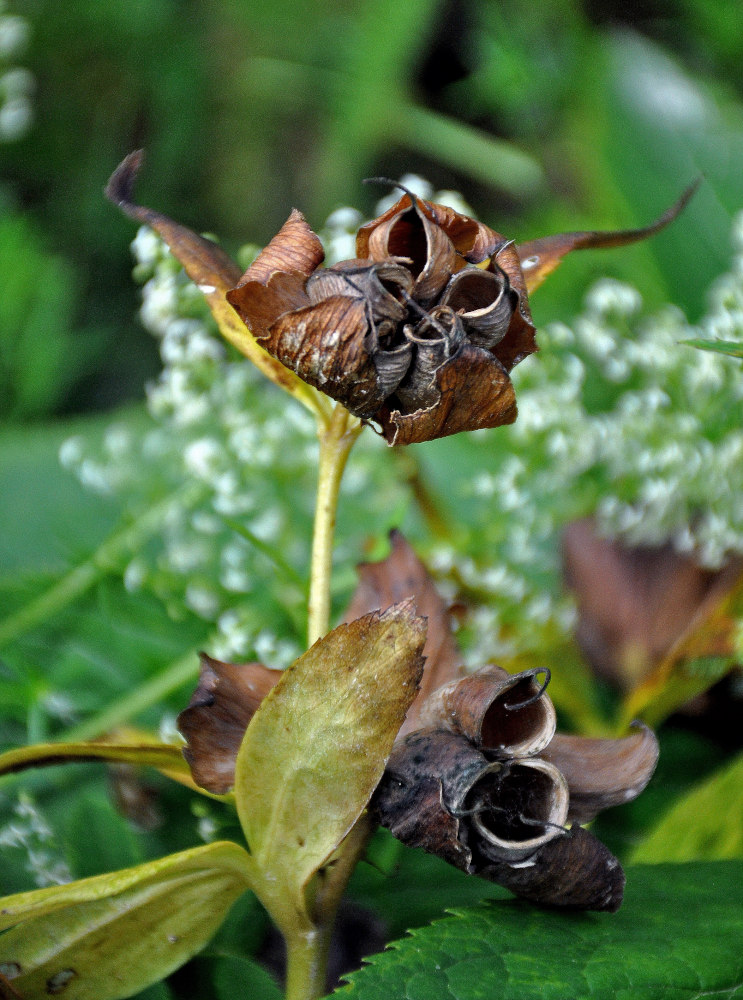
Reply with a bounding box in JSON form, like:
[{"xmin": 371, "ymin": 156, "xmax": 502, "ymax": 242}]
[
  {"xmin": 517, "ymin": 179, "xmax": 700, "ymax": 293},
  {"xmin": 234, "ymin": 603, "xmax": 426, "ymax": 922},
  {"xmin": 344, "ymin": 531, "xmax": 462, "ymax": 736},
  {"xmin": 0, "ymin": 842, "xmax": 253, "ymax": 1000},
  {"xmin": 105, "ymin": 152, "xmax": 319, "ymax": 407},
  {"xmin": 177, "ymin": 653, "xmax": 282, "ymax": 794}
]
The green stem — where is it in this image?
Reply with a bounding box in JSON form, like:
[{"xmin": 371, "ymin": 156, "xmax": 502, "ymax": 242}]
[
  {"xmin": 307, "ymin": 405, "xmax": 361, "ymax": 647},
  {"xmin": 283, "ymin": 814, "xmax": 375, "ymax": 1000},
  {"xmin": 284, "ymin": 922, "xmax": 334, "ymax": 1000},
  {"xmin": 0, "ymin": 484, "xmax": 201, "ymax": 651}
]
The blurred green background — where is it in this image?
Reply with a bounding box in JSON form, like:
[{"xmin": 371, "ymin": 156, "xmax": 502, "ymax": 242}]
[{"xmin": 3, "ymin": 0, "xmax": 743, "ymax": 419}]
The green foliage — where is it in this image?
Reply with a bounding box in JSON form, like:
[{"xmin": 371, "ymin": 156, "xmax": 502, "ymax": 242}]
[
  {"xmin": 341, "ymin": 862, "xmax": 743, "ymax": 1000},
  {"xmin": 632, "ymin": 752, "xmax": 743, "ymax": 864},
  {"xmin": 0, "ymin": 842, "xmax": 253, "ymax": 1000}
]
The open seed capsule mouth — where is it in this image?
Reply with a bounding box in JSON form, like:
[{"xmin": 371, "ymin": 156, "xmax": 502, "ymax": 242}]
[
  {"xmin": 480, "ymin": 671, "xmax": 555, "ymax": 755},
  {"xmin": 466, "ymin": 759, "xmax": 569, "ymax": 859}
]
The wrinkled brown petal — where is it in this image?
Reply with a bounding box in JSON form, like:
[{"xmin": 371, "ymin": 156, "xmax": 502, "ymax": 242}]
[
  {"xmin": 517, "ymin": 179, "xmax": 700, "ymax": 294},
  {"xmin": 480, "ymin": 825, "xmax": 625, "ymax": 912},
  {"xmin": 233, "ymin": 208, "xmax": 325, "ymax": 288},
  {"xmin": 542, "ymin": 724, "xmax": 660, "ymax": 824},
  {"xmin": 343, "ymin": 531, "xmax": 463, "ymax": 737},
  {"xmin": 106, "ymin": 150, "xmax": 242, "ymax": 295},
  {"xmin": 379, "ymin": 340, "xmax": 517, "ymax": 446},
  {"xmin": 358, "ymin": 195, "xmax": 459, "ymax": 306},
  {"xmin": 177, "ymin": 653, "xmax": 282, "ymax": 794},
  {"xmin": 227, "ymin": 270, "xmax": 312, "ymax": 343},
  {"xmin": 563, "ymin": 518, "xmax": 743, "ymax": 690},
  {"xmin": 419, "ymin": 666, "xmax": 556, "ymax": 757},
  {"xmin": 356, "ymin": 194, "xmax": 506, "ymax": 266},
  {"xmin": 307, "ymin": 259, "xmax": 412, "ymax": 322},
  {"xmin": 485, "ymin": 242, "xmax": 538, "ymax": 372},
  {"xmin": 260, "ymin": 295, "xmax": 386, "ymax": 417},
  {"xmin": 439, "ymin": 267, "xmax": 515, "ymax": 351},
  {"xmin": 374, "ymin": 728, "xmax": 569, "ymax": 865}
]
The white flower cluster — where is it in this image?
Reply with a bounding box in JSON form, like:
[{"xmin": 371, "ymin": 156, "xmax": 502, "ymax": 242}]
[
  {"xmin": 446, "ymin": 218, "xmax": 743, "ymax": 664},
  {"xmin": 0, "ymin": 0, "xmax": 33, "ymax": 142},
  {"xmin": 0, "ymin": 793, "xmax": 72, "ymax": 887}
]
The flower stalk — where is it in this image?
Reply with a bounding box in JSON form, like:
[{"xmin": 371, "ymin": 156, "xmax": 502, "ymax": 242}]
[{"xmin": 307, "ymin": 403, "xmax": 362, "ymax": 646}]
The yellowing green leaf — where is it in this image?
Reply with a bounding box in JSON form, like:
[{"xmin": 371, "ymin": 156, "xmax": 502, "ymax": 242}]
[
  {"xmin": 234, "ymin": 603, "xmax": 426, "ymax": 922},
  {"xmin": 631, "ymin": 751, "xmax": 743, "ymax": 863},
  {"xmin": 0, "ymin": 842, "xmax": 254, "ymax": 1000}
]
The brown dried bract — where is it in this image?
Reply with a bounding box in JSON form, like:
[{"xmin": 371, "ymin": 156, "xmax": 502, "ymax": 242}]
[{"xmin": 177, "ymin": 653, "xmax": 282, "ymax": 794}]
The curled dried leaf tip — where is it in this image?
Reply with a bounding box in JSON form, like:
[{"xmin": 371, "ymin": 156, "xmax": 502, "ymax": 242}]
[{"xmin": 227, "ymin": 181, "xmax": 695, "ymax": 445}]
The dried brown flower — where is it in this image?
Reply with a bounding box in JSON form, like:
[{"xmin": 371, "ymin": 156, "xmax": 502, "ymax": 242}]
[
  {"xmin": 226, "ymin": 183, "xmax": 697, "ymax": 445},
  {"xmin": 356, "ymin": 533, "xmax": 659, "ymax": 911}
]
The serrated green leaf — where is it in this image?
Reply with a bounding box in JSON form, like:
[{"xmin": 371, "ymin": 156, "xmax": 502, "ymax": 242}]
[
  {"xmin": 631, "ymin": 751, "xmax": 743, "ymax": 863},
  {"xmin": 0, "ymin": 841, "xmax": 254, "ymax": 1000},
  {"xmin": 234, "ymin": 604, "xmax": 426, "ymax": 923},
  {"xmin": 339, "ymin": 862, "xmax": 743, "ymax": 1000}
]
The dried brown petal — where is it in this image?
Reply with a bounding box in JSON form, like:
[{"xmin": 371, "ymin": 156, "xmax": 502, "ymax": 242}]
[
  {"xmin": 542, "ymin": 724, "xmax": 660, "ymax": 824},
  {"xmin": 517, "ymin": 180, "xmax": 700, "ymax": 294},
  {"xmin": 343, "ymin": 531, "xmax": 463, "ymax": 736},
  {"xmin": 177, "ymin": 653, "xmax": 282, "ymax": 794},
  {"xmin": 480, "ymin": 825, "xmax": 625, "ymax": 912},
  {"xmin": 259, "ymin": 295, "xmax": 385, "ymax": 417},
  {"xmin": 374, "ymin": 728, "xmax": 569, "ymax": 866},
  {"xmin": 106, "ymin": 151, "xmax": 242, "ymax": 294},
  {"xmin": 419, "ymin": 666, "xmax": 556, "ymax": 757},
  {"xmin": 234, "ymin": 208, "xmax": 325, "ymax": 288},
  {"xmin": 439, "ymin": 267, "xmax": 514, "ymax": 351},
  {"xmin": 379, "ymin": 340, "xmax": 516, "ymax": 446},
  {"xmin": 563, "ymin": 518, "xmax": 743, "ymax": 690},
  {"xmin": 356, "ymin": 193, "xmax": 460, "ymax": 306}
]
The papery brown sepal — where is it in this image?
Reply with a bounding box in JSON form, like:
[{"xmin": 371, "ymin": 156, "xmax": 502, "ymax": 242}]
[
  {"xmin": 543, "ymin": 724, "xmax": 659, "ymax": 824},
  {"xmin": 480, "ymin": 825, "xmax": 625, "ymax": 912},
  {"xmin": 344, "ymin": 531, "xmax": 463, "ymax": 736},
  {"xmin": 517, "ymin": 179, "xmax": 700, "ymax": 294},
  {"xmin": 177, "ymin": 653, "xmax": 282, "ymax": 794},
  {"xmin": 106, "ymin": 151, "xmax": 242, "ymax": 293}
]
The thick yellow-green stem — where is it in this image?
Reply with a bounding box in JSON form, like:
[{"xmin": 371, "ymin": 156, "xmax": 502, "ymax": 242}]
[
  {"xmin": 307, "ymin": 404, "xmax": 362, "ymax": 647},
  {"xmin": 284, "ymin": 814, "xmax": 375, "ymax": 1000}
]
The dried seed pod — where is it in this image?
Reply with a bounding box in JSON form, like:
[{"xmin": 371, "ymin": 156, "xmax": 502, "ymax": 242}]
[
  {"xmin": 177, "ymin": 653, "xmax": 282, "ymax": 794},
  {"xmin": 373, "ymin": 728, "xmax": 569, "ymax": 866},
  {"xmin": 479, "ymin": 824, "xmax": 625, "ymax": 912},
  {"xmin": 542, "ymin": 724, "xmax": 660, "ymax": 824},
  {"xmin": 418, "ymin": 666, "xmax": 556, "ymax": 757}
]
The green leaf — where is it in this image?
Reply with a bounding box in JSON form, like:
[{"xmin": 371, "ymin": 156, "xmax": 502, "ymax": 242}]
[
  {"xmin": 339, "ymin": 861, "xmax": 743, "ymax": 1000},
  {"xmin": 0, "ymin": 740, "xmax": 189, "ymax": 781},
  {"xmin": 0, "ymin": 841, "xmax": 254, "ymax": 1000},
  {"xmin": 681, "ymin": 338, "xmax": 743, "ymax": 358},
  {"xmin": 234, "ymin": 604, "xmax": 426, "ymax": 923},
  {"xmin": 631, "ymin": 752, "xmax": 743, "ymax": 863}
]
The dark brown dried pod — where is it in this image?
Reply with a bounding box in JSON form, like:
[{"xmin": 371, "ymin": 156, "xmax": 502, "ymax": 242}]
[
  {"xmin": 177, "ymin": 653, "xmax": 282, "ymax": 794},
  {"xmin": 418, "ymin": 665, "xmax": 556, "ymax": 757},
  {"xmin": 373, "ymin": 728, "xmax": 569, "ymax": 865},
  {"xmin": 542, "ymin": 724, "xmax": 659, "ymax": 824},
  {"xmin": 479, "ymin": 824, "xmax": 625, "ymax": 912}
]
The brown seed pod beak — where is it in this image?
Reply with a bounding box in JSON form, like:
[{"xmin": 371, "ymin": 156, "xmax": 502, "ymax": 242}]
[{"xmin": 418, "ymin": 666, "xmax": 556, "ymax": 757}]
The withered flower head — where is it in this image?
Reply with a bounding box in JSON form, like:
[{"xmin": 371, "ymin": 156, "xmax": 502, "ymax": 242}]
[
  {"xmin": 226, "ymin": 182, "xmax": 697, "ymax": 446},
  {"xmin": 107, "ymin": 154, "xmax": 696, "ymax": 446},
  {"xmin": 352, "ymin": 532, "xmax": 659, "ymax": 911}
]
